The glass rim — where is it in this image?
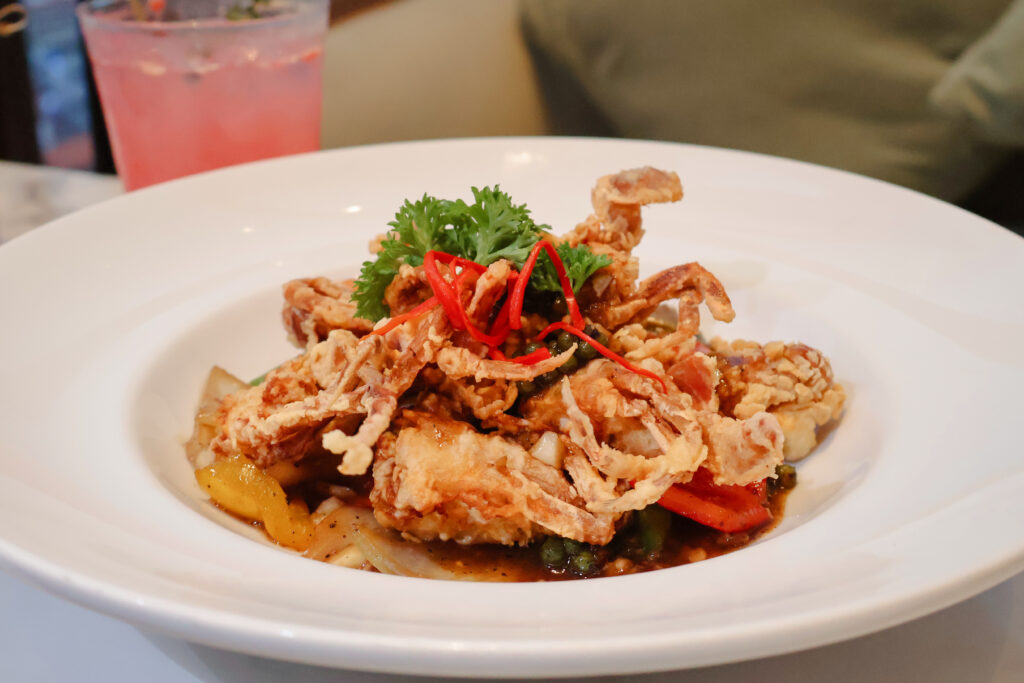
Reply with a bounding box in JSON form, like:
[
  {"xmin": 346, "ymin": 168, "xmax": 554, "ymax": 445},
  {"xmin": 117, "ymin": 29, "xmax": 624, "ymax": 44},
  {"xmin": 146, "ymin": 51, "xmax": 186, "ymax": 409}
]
[{"xmin": 75, "ymin": 0, "xmax": 327, "ymax": 33}]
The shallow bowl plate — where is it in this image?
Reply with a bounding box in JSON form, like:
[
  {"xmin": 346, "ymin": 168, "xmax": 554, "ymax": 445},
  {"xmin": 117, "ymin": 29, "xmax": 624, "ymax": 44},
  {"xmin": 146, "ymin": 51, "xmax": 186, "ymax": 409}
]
[{"xmin": 1, "ymin": 138, "xmax": 1022, "ymax": 677}]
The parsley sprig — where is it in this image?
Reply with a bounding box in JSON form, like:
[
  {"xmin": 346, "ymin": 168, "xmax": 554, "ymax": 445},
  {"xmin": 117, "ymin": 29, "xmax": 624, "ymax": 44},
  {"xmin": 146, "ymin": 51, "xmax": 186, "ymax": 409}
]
[{"xmin": 352, "ymin": 187, "xmax": 610, "ymax": 321}]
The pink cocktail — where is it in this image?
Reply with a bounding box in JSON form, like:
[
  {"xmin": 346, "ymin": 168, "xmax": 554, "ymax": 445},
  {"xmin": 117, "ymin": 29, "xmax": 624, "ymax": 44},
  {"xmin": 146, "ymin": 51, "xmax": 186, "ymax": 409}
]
[{"xmin": 77, "ymin": 0, "xmax": 327, "ymax": 190}]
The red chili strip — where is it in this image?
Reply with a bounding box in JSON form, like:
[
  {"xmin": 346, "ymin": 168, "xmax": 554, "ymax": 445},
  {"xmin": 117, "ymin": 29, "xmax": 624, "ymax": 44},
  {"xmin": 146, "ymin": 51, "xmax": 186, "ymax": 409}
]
[
  {"xmin": 427, "ymin": 250, "xmax": 486, "ymax": 273},
  {"xmin": 508, "ymin": 243, "xmax": 543, "ymax": 330},
  {"xmin": 457, "ymin": 300, "xmax": 510, "ymax": 346},
  {"xmin": 510, "ymin": 347, "xmax": 553, "ymax": 365},
  {"xmin": 536, "ymin": 321, "xmax": 668, "ymax": 392},
  {"xmin": 508, "ymin": 240, "xmax": 584, "ymax": 330},
  {"xmin": 371, "ymin": 296, "xmax": 439, "ymax": 336},
  {"xmin": 450, "ymin": 264, "xmax": 477, "ymax": 331},
  {"xmin": 447, "ymin": 260, "xmax": 517, "ymax": 348},
  {"xmin": 423, "ymin": 251, "xmax": 463, "ymax": 324},
  {"xmin": 484, "ymin": 275, "xmax": 517, "ymax": 345}
]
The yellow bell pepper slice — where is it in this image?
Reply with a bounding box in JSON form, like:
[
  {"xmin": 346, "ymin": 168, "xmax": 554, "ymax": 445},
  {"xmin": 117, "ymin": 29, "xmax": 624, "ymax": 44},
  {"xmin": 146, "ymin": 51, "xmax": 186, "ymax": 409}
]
[{"xmin": 196, "ymin": 454, "xmax": 314, "ymax": 551}]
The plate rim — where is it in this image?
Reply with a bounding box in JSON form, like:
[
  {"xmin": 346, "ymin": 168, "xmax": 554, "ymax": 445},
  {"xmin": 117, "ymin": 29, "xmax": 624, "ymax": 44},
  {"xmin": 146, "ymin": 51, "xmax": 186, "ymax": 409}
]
[{"xmin": 2, "ymin": 136, "xmax": 1023, "ymax": 676}]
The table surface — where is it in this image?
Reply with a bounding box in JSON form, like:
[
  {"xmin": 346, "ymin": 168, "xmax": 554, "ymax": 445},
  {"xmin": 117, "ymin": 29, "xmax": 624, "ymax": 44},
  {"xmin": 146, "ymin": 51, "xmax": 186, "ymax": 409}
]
[{"xmin": 1, "ymin": 160, "xmax": 1022, "ymax": 682}]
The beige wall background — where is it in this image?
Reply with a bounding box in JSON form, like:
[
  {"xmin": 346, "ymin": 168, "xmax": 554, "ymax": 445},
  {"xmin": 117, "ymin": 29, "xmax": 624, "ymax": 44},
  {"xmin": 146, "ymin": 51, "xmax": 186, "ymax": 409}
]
[{"xmin": 321, "ymin": 0, "xmax": 548, "ymax": 148}]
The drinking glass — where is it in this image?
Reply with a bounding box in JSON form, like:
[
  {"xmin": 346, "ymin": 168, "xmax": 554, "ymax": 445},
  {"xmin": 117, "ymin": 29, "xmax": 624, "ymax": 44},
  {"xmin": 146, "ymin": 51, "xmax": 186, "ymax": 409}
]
[{"xmin": 77, "ymin": 0, "xmax": 327, "ymax": 190}]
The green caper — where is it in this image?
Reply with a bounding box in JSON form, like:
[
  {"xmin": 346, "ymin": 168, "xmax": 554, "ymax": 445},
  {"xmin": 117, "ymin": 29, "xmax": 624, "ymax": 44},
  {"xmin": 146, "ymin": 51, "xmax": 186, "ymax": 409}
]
[
  {"xmin": 516, "ymin": 380, "xmax": 538, "ymax": 398},
  {"xmin": 558, "ymin": 355, "xmax": 580, "ymax": 375},
  {"xmin": 775, "ymin": 463, "xmax": 797, "ymax": 490},
  {"xmin": 571, "ymin": 550, "xmax": 598, "ymax": 576},
  {"xmin": 523, "ymin": 341, "xmax": 543, "ymax": 355},
  {"xmin": 555, "ymin": 331, "xmax": 576, "ymax": 353},
  {"xmin": 562, "ymin": 538, "xmax": 583, "ymax": 554},
  {"xmin": 539, "ymin": 537, "xmax": 567, "ymax": 567},
  {"xmin": 575, "ymin": 341, "xmax": 598, "ymax": 362},
  {"xmin": 535, "ymin": 371, "xmax": 560, "ymax": 388},
  {"xmin": 583, "ymin": 324, "xmax": 608, "ymax": 347},
  {"xmin": 551, "ymin": 295, "xmax": 569, "ymax": 316}
]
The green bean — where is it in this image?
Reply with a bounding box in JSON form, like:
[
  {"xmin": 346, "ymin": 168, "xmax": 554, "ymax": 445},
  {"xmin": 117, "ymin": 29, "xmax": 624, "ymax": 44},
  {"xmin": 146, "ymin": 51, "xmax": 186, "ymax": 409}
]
[{"xmin": 636, "ymin": 505, "xmax": 672, "ymax": 554}]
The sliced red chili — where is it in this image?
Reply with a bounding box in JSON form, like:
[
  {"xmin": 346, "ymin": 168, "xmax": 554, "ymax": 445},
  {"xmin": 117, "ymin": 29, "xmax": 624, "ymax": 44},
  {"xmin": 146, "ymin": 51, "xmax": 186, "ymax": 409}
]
[
  {"xmin": 483, "ymin": 276, "xmax": 517, "ymax": 348},
  {"xmin": 371, "ymin": 296, "xmax": 439, "ymax": 336},
  {"xmin": 508, "ymin": 240, "xmax": 584, "ymax": 330},
  {"xmin": 509, "ymin": 347, "xmax": 553, "ymax": 365},
  {"xmin": 535, "ymin": 321, "xmax": 668, "ymax": 392},
  {"xmin": 427, "ymin": 250, "xmax": 486, "ymax": 273},
  {"xmin": 423, "ymin": 251, "xmax": 463, "ymax": 324},
  {"xmin": 445, "ymin": 259, "xmax": 518, "ymax": 348}
]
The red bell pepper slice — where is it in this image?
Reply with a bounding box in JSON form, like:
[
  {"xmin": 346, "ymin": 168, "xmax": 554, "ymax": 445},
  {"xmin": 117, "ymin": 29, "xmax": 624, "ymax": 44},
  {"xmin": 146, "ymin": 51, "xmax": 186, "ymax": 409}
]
[{"xmin": 657, "ymin": 468, "xmax": 771, "ymax": 533}]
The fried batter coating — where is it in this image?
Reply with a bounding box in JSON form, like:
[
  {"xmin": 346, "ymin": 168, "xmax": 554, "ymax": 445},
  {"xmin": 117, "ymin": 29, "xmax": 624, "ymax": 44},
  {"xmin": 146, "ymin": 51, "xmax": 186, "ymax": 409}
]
[
  {"xmin": 323, "ymin": 308, "xmax": 451, "ymax": 475},
  {"xmin": 591, "ymin": 262, "xmax": 735, "ymax": 335},
  {"xmin": 208, "ymin": 307, "xmax": 451, "ymax": 471},
  {"xmin": 383, "ymin": 264, "xmax": 431, "ymax": 317},
  {"xmin": 712, "ymin": 339, "xmax": 846, "ymax": 461},
  {"xmin": 567, "ymin": 166, "xmax": 683, "ymax": 254},
  {"xmin": 282, "ymin": 277, "xmax": 375, "ymax": 347},
  {"xmin": 371, "ymin": 412, "xmax": 615, "ymax": 545},
  {"xmin": 518, "ymin": 357, "xmax": 783, "ymax": 518}
]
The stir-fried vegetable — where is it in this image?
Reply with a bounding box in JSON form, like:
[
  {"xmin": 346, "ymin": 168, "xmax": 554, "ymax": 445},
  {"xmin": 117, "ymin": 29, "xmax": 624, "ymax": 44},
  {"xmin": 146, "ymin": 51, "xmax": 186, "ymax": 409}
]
[
  {"xmin": 195, "ymin": 454, "xmax": 314, "ymax": 550},
  {"xmin": 657, "ymin": 467, "xmax": 772, "ymax": 533}
]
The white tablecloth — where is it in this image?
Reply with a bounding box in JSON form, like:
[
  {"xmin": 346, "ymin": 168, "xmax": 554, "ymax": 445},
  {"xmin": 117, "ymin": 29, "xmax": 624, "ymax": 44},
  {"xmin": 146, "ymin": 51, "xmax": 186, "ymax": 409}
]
[{"xmin": 1, "ymin": 161, "xmax": 1022, "ymax": 682}]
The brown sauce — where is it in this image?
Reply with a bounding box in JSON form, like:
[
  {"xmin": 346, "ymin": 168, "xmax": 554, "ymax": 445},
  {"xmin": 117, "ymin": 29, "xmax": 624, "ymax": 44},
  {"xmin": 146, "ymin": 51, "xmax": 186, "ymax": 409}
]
[{"xmin": 393, "ymin": 487, "xmax": 791, "ymax": 582}]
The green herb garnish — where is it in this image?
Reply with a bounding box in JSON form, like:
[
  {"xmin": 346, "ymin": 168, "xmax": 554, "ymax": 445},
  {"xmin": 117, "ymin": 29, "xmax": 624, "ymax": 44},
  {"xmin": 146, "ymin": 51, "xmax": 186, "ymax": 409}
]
[
  {"xmin": 529, "ymin": 242, "xmax": 611, "ymax": 295},
  {"xmin": 352, "ymin": 187, "xmax": 610, "ymax": 321}
]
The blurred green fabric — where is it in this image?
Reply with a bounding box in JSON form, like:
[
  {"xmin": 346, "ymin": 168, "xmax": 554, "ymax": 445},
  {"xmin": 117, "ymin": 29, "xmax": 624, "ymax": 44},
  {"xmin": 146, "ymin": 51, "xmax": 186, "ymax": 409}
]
[{"xmin": 521, "ymin": 0, "xmax": 1023, "ymax": 204}]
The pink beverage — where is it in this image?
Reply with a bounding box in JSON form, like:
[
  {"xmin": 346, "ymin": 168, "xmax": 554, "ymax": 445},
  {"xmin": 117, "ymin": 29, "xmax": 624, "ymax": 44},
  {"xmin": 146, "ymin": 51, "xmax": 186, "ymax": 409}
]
[{"xmin": 77, "ymin": 0, "xmax": 327, "ymax": 190}]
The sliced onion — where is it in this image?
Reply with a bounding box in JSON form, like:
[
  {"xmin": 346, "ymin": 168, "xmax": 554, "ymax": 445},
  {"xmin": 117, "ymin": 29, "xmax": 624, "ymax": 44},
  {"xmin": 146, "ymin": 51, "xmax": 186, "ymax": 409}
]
[
  {"xmin": 304, "ymin": 504, "xmax": 370, "ymax": 567},
  {"xmin": 185, "ymin": 366, "xmax": 248, "ymax": 467},
  {"xmin": 529, "ymin": 431, "xmax": 566, "ymax": 469},
  {"xmin": 306, "ymin": 501, "xmax": 522, "ymax": 581},
  {"xmin": 305, "ymin": 503, "xmax": 460, "ymax": 579},
  {"xmin": 352, "ymin": 521, "xmax": 463, "ymax": 581}
]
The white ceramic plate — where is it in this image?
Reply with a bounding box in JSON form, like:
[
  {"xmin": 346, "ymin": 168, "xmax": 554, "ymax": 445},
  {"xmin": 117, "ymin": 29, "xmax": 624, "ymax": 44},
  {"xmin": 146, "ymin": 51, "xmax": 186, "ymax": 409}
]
[{"xmin": 1, "ymin": 138, "xmax": 1022, "ymax": 678}]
